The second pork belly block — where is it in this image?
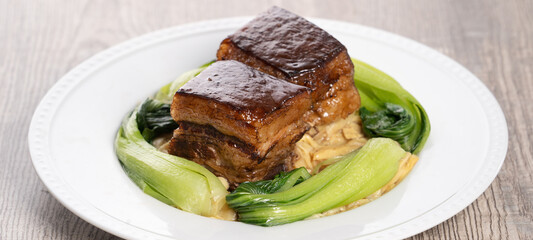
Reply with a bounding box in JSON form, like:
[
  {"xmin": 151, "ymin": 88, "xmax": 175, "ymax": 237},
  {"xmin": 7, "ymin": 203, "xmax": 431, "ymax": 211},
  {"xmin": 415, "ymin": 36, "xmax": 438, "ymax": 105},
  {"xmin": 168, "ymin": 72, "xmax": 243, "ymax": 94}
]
[
  {"xmin": 169, "ymin": 60, "xmax": 311, "ymax": 187},
  {"xmin": 217, "ymin": 6, "xmax": 361, "ymax": 125}
]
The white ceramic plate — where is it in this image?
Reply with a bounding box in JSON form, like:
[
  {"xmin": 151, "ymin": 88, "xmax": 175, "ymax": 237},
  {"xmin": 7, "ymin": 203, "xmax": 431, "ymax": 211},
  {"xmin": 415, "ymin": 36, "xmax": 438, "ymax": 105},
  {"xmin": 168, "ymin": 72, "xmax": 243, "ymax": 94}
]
[{"xmin": 28, "ymin": 17, "xmax": 508, "ymax": 240}]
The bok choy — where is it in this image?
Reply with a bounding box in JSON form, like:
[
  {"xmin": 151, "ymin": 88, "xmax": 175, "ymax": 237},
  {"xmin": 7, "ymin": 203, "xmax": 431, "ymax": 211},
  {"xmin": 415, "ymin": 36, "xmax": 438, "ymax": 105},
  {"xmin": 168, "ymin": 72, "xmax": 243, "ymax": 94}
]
[
  {"xmin": 353, "ymin": 58, "xmax": 430, "ymax": 154},
  {"xmin": 115, "ymin": 63, "xmax": 228, "ymax": 217},
  {"xmin": 116, "ymin": 100, "xmax": 228, "ymax": 216},
  {"xmin": 231, "ymin": 167, "xmax": 311, "ymax": 195},
  {"xmin": 226, "ymin": 138, "xmax": 406, "ymax": 226},
  {"xmin": 136, "ymin": 99, "xmax": 177, "ymax": 142}
]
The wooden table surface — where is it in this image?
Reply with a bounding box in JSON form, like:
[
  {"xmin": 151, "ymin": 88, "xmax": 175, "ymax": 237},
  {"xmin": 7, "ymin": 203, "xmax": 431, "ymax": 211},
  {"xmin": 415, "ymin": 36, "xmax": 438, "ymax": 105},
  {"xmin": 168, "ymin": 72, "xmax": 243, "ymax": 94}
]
[{"xmin": 2, "ymin": 0, "xmax": 532, "ymax": 239}]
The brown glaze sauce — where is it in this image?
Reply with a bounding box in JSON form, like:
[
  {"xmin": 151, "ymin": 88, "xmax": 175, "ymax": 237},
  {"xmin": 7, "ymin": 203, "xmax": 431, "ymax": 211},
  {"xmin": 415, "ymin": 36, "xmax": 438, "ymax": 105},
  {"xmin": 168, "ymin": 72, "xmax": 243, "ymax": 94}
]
[
  {"xmin": 229, "ymin": 6, "xmax": 346, "ymax": 78},
  {"xmin": 177, "ymin": 60, "xmax": 310, "ymax": 123}
]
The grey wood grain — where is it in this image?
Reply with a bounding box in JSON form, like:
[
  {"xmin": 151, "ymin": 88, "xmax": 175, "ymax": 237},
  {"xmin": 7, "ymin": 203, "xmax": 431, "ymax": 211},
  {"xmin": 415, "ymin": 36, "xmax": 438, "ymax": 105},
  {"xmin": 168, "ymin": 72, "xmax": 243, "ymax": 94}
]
[{"xmin": 1, "ymin": 0, "xmax": 531, "ymax": 239}]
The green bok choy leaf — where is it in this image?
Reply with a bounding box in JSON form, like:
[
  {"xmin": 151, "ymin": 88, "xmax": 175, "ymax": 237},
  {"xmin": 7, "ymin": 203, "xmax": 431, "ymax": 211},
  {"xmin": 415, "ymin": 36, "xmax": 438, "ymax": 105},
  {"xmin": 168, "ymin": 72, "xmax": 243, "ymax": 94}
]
[
  {"xmin": 115, "ymin": 101, "xmax": 228, "ymax": 216},
  {"xmin": 136, "ymin": 99, "xmax": 178, "ymax": 142},
  {"xmin": 226, "ymin": 138, "xmax": 406, "ymax": 226},
  {"xmin": 353, "ymin": 58, "xmax": 430, "ymax": 154},
  {"xmin": 115, "ymin": 62, "xmax": 227, "ymax": 217},
  {"xmin": 232, "ymin": 167, "xmax": 311, "ymax": 195}
]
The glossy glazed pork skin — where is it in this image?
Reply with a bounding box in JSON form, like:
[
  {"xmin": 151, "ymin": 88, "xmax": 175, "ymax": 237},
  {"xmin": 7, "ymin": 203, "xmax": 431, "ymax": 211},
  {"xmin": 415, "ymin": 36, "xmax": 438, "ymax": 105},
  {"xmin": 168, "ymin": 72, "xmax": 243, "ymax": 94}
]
[
  {"xmin": 217, "ymin": 6, "xmax": 360, "ymax": 125},
  {"xmin": 169, "ymin": 60, "xmax": 311, "ymax": 186}
]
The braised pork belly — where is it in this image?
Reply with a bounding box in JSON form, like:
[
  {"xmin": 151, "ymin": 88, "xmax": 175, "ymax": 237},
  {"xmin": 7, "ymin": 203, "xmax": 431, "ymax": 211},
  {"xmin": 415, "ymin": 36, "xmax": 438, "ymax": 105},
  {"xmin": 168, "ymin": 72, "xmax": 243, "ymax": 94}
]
[
  {"xmin": 217, "ymin": 6, "xmax": 360, "ymax": 125},
  {"xmin": 169, "ymin": 60, "xmax": 311, "ymax": 187}
]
